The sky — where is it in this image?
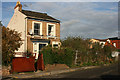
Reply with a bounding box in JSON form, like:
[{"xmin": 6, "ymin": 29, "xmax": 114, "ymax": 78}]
[{"xmin": 1, "ymin": 1, "xmax": 118, "ymax": 39}]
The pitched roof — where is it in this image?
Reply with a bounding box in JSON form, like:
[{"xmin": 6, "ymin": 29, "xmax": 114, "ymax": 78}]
[
  {"xmin": 21, "ymin": 10, "xmax": 60, "ymax": 23},
  {"xmin": 95, "ymin": 39, "xmax": 107, "ymax": 42},
  {"xmin": 108, "ymin": 37, "xmax": 120, "ymax": 40}
]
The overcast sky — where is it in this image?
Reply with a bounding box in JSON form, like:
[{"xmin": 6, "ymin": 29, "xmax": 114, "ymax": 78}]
[{"xmin": 2, "ymin": 2, "xmax": 118, "ymax": 39}]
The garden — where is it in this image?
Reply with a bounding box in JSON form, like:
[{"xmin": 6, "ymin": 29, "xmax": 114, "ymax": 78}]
[{"xmin": 41, "ymin": 36, "xmax": 117, "ymax": 68}]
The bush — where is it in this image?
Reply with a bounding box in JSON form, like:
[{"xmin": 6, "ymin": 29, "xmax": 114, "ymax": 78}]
[
  {"xmin": 41, "ymin": 46, "xmax": 74, "ymax": 67},
  {"xmin": 61, "ymin": 36, "xmax": 116, "ymax": 67},
  {"xmin": 2, "ymin": 26, "xmax": 22, "ymax": 66}
]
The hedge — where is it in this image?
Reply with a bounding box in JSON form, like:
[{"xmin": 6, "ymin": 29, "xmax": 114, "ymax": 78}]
[{"xmin": 41, "ymin": 46, "xmax": 74, "ymax": 67}]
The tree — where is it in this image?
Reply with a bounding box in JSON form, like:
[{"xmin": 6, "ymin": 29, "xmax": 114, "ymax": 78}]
[
  {"xmin": 61, "ymin": 36, "xmax": 90, "ymax": 54},
  {"xmin": 90, "ymin": 42, "xmax": 102, "ymax": 54},
  {"xmin": 2, "ymin": 26, "xmax": 22, "ymax": 66}
]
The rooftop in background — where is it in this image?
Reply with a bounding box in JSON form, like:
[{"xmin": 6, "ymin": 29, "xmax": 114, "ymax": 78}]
[
  {"xmin": 21, "ymin": 10, "xmax": 60, "ymax": 23},
  {"xmin": 93, "ymin": 39, "xmax": 108, "ymax": 42},
  {"xmin": 108, "ymin": 37, "xmax": 120, "ymax": 40}
]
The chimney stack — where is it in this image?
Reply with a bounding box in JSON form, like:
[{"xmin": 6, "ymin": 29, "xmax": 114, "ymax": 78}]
[{"xmin": 14, "ymin": 1, "xmax": 22, "ymax": 12}]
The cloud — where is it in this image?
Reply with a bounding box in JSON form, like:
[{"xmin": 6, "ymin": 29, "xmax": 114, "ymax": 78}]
[
  {"xmin": 47, "ymin": 2, "xmax": 117, "ymax": 39},
  {"xmin": 19, "ymin": 2, "xmax": 119, "ymax": 39},
  {"xmin": 2, "ymin": 2, "xmax": 118, "ymax": 39}
]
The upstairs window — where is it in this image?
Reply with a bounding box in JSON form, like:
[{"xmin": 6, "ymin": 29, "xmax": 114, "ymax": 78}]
[
  {"xmin": 32, "ymin": 21, "xmax": 42, "ymax": 36},
  {"xmin": 34, "ymin": 23, "xmax": 40, "ymax": 35},
  {"xmin": 48, "ymin": 25, "xmax": 53, "ymax": 36},
  {"xmin": 47, "ymin": 23, "xmax": 55, "ymax": 36}
]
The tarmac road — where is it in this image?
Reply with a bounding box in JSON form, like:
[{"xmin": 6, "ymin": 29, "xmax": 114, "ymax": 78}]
[{"xmin": 40, "ymin": 63, "xmax": 120, "ymax": 79}]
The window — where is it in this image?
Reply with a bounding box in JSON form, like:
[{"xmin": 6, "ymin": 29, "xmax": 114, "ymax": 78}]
[
  {"xmin": 34, "ymin": 23, "xmax": 40, "ymax": 35},
  {"xmin": 47, "ymin": 23, "xmax": 55, "ymax": 36},
  {"xmin": 32, "ymin": 21, "xmax": 42, "ymax": 36},
  {"xmin": 48, "ymin": 25, "xmax": 53, "ymax": 36},
  {"xmin": 53, "ymin": 44, "xmax": 58, "ymax": 48},
  {"xmin": 52, "ymin": 41, "xmax": 61, "ymax": 48},
  {"xmin": 113, "ymin": 43, "xmax": 116, "ymax": 47},
  {"xmin": 33, "ymin": 43, "xmax": 37, "ymax": 52}
]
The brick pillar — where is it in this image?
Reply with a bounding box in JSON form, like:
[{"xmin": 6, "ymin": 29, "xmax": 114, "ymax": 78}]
[{"xmin": 37, "ymin": 53, "xmax": 45, "ymax": 71}]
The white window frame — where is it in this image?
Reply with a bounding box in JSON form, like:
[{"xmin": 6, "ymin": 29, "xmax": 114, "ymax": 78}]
[
  {"xmin": 47, "ymin": 23, "xmax": 56, "ymax": 37},
  {"xmin": 107, "ymin": 39, "xmax": 111, "ymax": 43},
  {"xmin": 52, "ymin": 41, "xmax": 60, "ymax": 48},
  {"xmin": 113, "ymin": 43, "xmax": 116, "ymax": 47},
  {"xmin": 32, "ymin": 21, "xmax": 42, "ymax": 36}
]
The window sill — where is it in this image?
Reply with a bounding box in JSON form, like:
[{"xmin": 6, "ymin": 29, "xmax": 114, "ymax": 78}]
[
  {"xmin": 47, "ymin": 35, "xmax": 56, "ymax": 38},
  {"xmin": 30, "ymin": 35, "xmax": 44, "ymax": 39},
  {"xmin": 29, "ymin": 34, "xmax": 43, "ymax": 36},
  {"xmin": 34, "ymin": 35, "xmax": 43, "ymax": 37}
]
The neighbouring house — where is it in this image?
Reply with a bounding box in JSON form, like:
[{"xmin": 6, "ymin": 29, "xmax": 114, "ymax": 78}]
[
  {"xmin": 7, "ymin": 1, "xmax": 61, "ymax": 59},
  {"xmin": 105, "ymin": 37, "xmax": 120, "ymax": 49},
  {"xmin": 90, "ymin": 37, "xmax": 120, "ymax": 49},
  {"xmin": 89, "ymin": 39, "xmax": 107, "ymax": 48}
]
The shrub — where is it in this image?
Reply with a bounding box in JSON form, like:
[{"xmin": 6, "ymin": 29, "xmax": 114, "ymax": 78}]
[
  {"xmin": 24, "ymin": 50, "xmax": 33, "ymax": 57},
  {"xmin": 41, "ymin": 46, "xmax": 74, "ymax": 67}
]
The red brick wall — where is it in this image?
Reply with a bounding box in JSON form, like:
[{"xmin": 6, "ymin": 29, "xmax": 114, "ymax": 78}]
[{"xmin": 110, "ymin": 40, "xmax": 120, "ymax": 49}]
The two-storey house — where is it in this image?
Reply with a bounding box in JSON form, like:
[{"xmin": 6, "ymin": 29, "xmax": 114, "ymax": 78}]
[{"xmin": 7, "ymin": 1, "xmax": 61, "ymax": 59}]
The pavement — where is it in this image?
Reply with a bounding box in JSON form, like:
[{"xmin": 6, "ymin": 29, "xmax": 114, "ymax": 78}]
[{"xmin": 2, "ymin": 65, "xmax": 103, "ymax": 79}]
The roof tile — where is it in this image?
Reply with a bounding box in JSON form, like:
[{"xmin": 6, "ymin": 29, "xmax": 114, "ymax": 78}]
[{"xmin": 21, "ymin": 10, "xmax": 60, "ymax": 23}]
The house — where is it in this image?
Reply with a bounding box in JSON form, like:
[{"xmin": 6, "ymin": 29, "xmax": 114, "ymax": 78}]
[
  {"xmin": 7, "ymin": 1, "xmax": 61, "ymax": 59},
  {"xmin": 89, "ymin": 39, "xmax": 107, "ymax": 48},
  {"xmin": 90, "ymin": 37, "xmax": 120, "ymax": 49},
  {"xmin": 105, "ymin": 37, "xmax": 120, "ymax": 49}
]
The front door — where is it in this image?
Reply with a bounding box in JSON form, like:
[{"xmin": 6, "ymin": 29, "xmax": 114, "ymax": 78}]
[{"xmin": 39, "ymin": 44, "xmax": 46, "ymax": 53}]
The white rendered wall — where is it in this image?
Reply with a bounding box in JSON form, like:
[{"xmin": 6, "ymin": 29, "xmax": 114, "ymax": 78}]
[{"xmin": 7, "ymin": 9, "xmax": 27, "ymax": 52}]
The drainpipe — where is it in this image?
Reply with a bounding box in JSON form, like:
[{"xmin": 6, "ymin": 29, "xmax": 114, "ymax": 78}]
[{"xmin": 24, "ymin": 17, "xmax": 27, "ymax": 52}]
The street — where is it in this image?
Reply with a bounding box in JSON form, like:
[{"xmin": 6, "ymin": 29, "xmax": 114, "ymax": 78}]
[
  {"xmin": 40, "ymin": 63, "xmax": 120, "ymax": 79},
  {"xmin": 5, "ymin": 63, "xmax": 120, "ymax": 80}
]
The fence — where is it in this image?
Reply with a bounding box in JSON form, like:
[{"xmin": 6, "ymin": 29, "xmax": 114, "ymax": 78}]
[{"xmin": 11, "ymin": 53, "xmax": 44, "ymax": 73}]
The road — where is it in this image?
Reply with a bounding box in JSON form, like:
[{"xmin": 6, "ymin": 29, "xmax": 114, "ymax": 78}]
[
  {"xmin": 2, "ymin": 63, "xmax": 120, "ymax": 80},
  {"xmin": 40, "ymin": 63, "xmax": 120, "ymax": 79}
]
